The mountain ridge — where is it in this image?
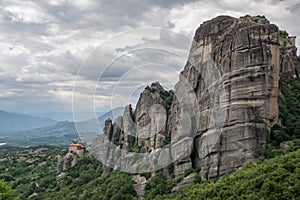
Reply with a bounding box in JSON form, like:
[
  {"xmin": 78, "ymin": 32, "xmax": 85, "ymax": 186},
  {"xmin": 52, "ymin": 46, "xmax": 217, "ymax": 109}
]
[
  {"xmin": 0, "ymin": 107, "xmax": 124, "ymax": 147},
  {"xmin": 0, "ymin": 111, "xmax": 57, "ymax": 132}
]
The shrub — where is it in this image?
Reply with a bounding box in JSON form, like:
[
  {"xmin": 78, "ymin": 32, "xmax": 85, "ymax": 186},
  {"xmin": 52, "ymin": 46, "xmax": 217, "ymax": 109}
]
[
  {"xmin": 157, "ymin": 150, "xmax": 300, "ymax": 200},
  {"xmin": 145, "ymin": 172, "xmax": 177, "ymax": 199},
  {"xmin": 0, "ymin": 180, "xmax": 16, "ymax": 200}
]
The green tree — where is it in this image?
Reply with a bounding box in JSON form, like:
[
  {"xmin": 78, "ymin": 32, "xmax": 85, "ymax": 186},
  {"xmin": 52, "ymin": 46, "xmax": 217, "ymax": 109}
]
[
  {"xmin": 145, "ymin": 171, "xmax": 177, "ymax": 199},
  {"xmin": 157, "ymin": 149, "xmax": 300, "ymax": 200},
  {"xmin": 0, "ymin": 180, "xmax": 16, "ymax": 200}
]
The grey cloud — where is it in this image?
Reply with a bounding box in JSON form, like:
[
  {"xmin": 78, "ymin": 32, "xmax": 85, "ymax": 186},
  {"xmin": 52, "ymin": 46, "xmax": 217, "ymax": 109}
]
[
  {"xmin": 73, "ymin": 28, "xmax": 189, "ymax": 82},
  {"xmin": 289, "ymin": 2, "xmax": 300, "ymax": 13},
  {"xmin": 0, "ymin": 0, "xmax": 299, "ymax": 115},
  {"xmin": 165, "ymin": 21, "xmax": 176, "ymax": 28}
]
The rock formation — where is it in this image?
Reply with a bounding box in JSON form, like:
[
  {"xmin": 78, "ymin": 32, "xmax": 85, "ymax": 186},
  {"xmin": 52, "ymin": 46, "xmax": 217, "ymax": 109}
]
[
  {"xmin": 169, "ymin": 15, "xmax": 299, "ymax": 180},
  {"xmin": 134, "ymin": 82, "xmax": 168, "ymax": 151},
  {"xmin": 57, "ymin": 152, "xmax": 80, "ymax": 173},
  {"xmin": 279, "ymin": 32, "xmax": 299, "ymax": 79},
  {"xmin": 90, "ymin": 82, "xmax": 173, "ymax": 173},
  {"xmin": 132, "ymin": 175, "xmax": 147, "ymax": 200},
  {"xmin": 90, "ymin": 15, "xmax": 299, "ymax": 184},
  {"xmin": 57, "ymin": 143, "xmax": 86, "ymax": 173}
]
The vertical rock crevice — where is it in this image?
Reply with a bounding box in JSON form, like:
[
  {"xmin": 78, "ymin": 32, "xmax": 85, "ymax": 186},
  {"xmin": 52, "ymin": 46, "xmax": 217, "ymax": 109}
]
[
  {"xmin": 90, "ymin": 15, "xmax": 299, "ymax": 183},
  {"xmin": 168, "ymin": 15, "xmax": 298, "ymax": 180}
]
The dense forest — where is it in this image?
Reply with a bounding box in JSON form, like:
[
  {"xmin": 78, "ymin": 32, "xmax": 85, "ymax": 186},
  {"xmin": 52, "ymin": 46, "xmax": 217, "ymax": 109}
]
[
  {"xmin": 0, "ymin": 78, "xmax": 299, "ymax": 200},
  {"xmin": 1, "ymin": 145, "xmax": 299, "ymax": 200}
]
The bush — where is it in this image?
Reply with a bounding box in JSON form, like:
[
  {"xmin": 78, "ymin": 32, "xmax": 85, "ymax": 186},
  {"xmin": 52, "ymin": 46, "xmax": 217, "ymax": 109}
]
[
  {"xmin": 145, "ymin": 85, "xmax": 156, "ymax": 93},
  {"xmin": 0, "ymin": 180, "xmax": 16, "ymax": 200},
  {"xmin": 145, "ymin": 172, "xmax": 177, "ymax": 199},
  {"xmin": 158, "ymin": 150, "xmax": 300, "ymax": 200},
  {"xmin": 279, "ymin": 30, "xmax": 289, "ymax": 38},
  {"xmin": 95, "ymin": 171, "xmax": 137, "ymax": 200},
  {"xmin": 183, "ymin": 168, "xmax": 200, "ymax": 177},
  {"xmin": 263, "ymin": 144, "xmax": 284, "ymax": 159},
  {"xmin": 267, "ymin": 78, "xmax": 300, "ymax": 155}
]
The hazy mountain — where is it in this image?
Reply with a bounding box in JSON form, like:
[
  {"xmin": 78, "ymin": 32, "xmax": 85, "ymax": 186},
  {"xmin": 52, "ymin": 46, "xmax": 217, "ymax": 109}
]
[
  {"xmin": 0, "ymin": 111, "xmax": 57, "ymax": 132},
  {"xmin": 0, "ymin": 107, "xmax": 124, "ymax": 147},
  {"xmin": 75, "ymin": 107, "xmax": 125, "ymax": 144},
  {"xmin": 29, "ymin": 112, "xmax": 106, "ymax": 122}
]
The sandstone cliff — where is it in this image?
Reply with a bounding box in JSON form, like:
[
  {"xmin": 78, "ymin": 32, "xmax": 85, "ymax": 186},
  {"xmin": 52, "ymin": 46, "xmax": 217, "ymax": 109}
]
[
  {"xmin": 170, "ymin": 15, "xmax": 298, "ymax": 180},
  {"xmin": 57, "ymin": 152, "xmax": 80, "ymax": 173},
  {"xmin": 90, "ymin": 82, "xmax": 174, "ymax": 174},
  {"xmin": 90, "ymin": 15, "xmax": 299, "ymax": 182}
]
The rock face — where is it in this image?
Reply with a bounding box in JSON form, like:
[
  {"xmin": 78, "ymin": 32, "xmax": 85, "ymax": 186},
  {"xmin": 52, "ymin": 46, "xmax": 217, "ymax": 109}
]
[
  {"xmin": 171, "ymin": 173, "xmax": 196, "ymax": 194},
  {"xmin": 134, "ymin": 82, "xmax": 167, "ymax": 151},
  {"xmin": 90, "ymin": 82, "xmax": 172, "ymax": 173},
  {"xmin": 279, "ymin": 34, "xmax": 299, "ymax": 79},
  {"xmin": 169, "ymin": 15, "xmax": 298, "ymax": 180},
  {"xmin": 280, "ymin": 141, "xmax": 294, "ymax": 153},
  {"xmin": 57, "ymin": 152, "xmax": 80, "ymax": 173},
  {"xmin": 132, "ymin": 175, "xmax": 147, "ymax": 200},
  {"xmin": 57, "ymin": 143, "xmax": 86, "ymax": 173},
  {"xmin": 90, "ymin": 15, "xmax": 298, "ymax": 182}
]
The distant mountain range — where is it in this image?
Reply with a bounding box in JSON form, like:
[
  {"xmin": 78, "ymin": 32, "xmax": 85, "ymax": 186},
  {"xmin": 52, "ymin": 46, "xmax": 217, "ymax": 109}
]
[
  {"xmin": 28, "ymin": 111, "xmax": 106, "ymax": 122},
  {"xmin": 0, "ymin": 107, "xmax": 124, "ymax": 147},
  {"xmin": 0, "ymin": 111, "xmax": 57, "ymax": 132}
]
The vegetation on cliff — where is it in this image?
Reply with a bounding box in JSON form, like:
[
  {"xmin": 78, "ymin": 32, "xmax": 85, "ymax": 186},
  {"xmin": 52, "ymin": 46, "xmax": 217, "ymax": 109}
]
[
  {"xmin": 145, "ymin": 84, "xmax": 174, "ymax": 114},
  {"xmin": 156, "ymin": 149, "xmax": 300, "ymax": 200},
  {"xmin": 145, "ymin": 171, "xmax": 177, "ymax": 199},
  {"xmin": 265, "ymin": 77, "xmax": 300, "ymax": 159}
]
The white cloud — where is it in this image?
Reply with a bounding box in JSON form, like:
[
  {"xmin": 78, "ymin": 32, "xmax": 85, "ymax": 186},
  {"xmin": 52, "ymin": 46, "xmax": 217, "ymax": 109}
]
[
  {"xmin": 169, "ymin": 0, "xmax": 300, "ymax": 52},
  {"xmin": 0, "ymin": 0, "xmax": 299, "ymax": 116},
  {"xmin": 3, "ymin": 0, "xmax": 51, "ymax": 24}
]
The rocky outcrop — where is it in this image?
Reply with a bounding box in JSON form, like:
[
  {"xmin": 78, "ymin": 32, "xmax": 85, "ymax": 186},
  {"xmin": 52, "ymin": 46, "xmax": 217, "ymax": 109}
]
[
  {"xmin": 132, "ymin": 175, "xmax": 147, "ymax": 200},
  {"xmin": 134, "ymin": 82, "xmax": 167, "ymax": 151},
  {"xmin": 56, "ymin": 172, "xmax": 66, "ymax": 184},
  {"xmin": 56, "ymin": 150, "xmax": 89, "ymax": 184},
  {"xmin": 279, "ymin": 34, "xmax": 299, "ymax": 79},
  {"xmin": 57, "ymin": 152, "xmax": 80, "ymax": 173},
  {"xmin": 169, "ymin": 15, "xmax": 298, "ymax": 180},
  {"xmin": 90, "ymin": 82, "xmax": 172, "ymax": 173},
  {"xmin": 280, "ymin": 141, "xmax": 294, "ymax": 153},
  {"xmin": 90, "ymin": 15, "xmax": 298, "ymax": 182}
]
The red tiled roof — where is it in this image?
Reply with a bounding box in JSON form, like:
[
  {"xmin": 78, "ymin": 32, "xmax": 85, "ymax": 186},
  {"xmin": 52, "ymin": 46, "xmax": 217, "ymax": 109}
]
[{"xmin": 69, "ymin": 143, "xmax": 85, "ymax": 148}]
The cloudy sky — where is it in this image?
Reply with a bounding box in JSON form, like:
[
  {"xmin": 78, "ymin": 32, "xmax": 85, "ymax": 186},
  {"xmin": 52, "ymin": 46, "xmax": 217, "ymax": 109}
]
[{"xmin": 0, "ymin": 0, "xmax": 299, "ymax": 120}]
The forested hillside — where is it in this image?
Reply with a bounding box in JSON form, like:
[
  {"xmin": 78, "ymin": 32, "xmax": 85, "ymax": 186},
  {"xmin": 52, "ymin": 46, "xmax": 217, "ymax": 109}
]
[
  {"xmin": 157, "ymin": 149, "xmax": 300, "ymax": 200},
  {"xmin": 1, "ymin": 146, "xmax": 299, "ymax": 200}
]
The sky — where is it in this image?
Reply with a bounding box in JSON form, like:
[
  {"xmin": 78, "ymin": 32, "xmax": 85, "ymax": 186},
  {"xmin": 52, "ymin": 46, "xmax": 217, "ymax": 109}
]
[{"xmin": 0, "ymin": 0, "xmax": 300, "ymax": 120}]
